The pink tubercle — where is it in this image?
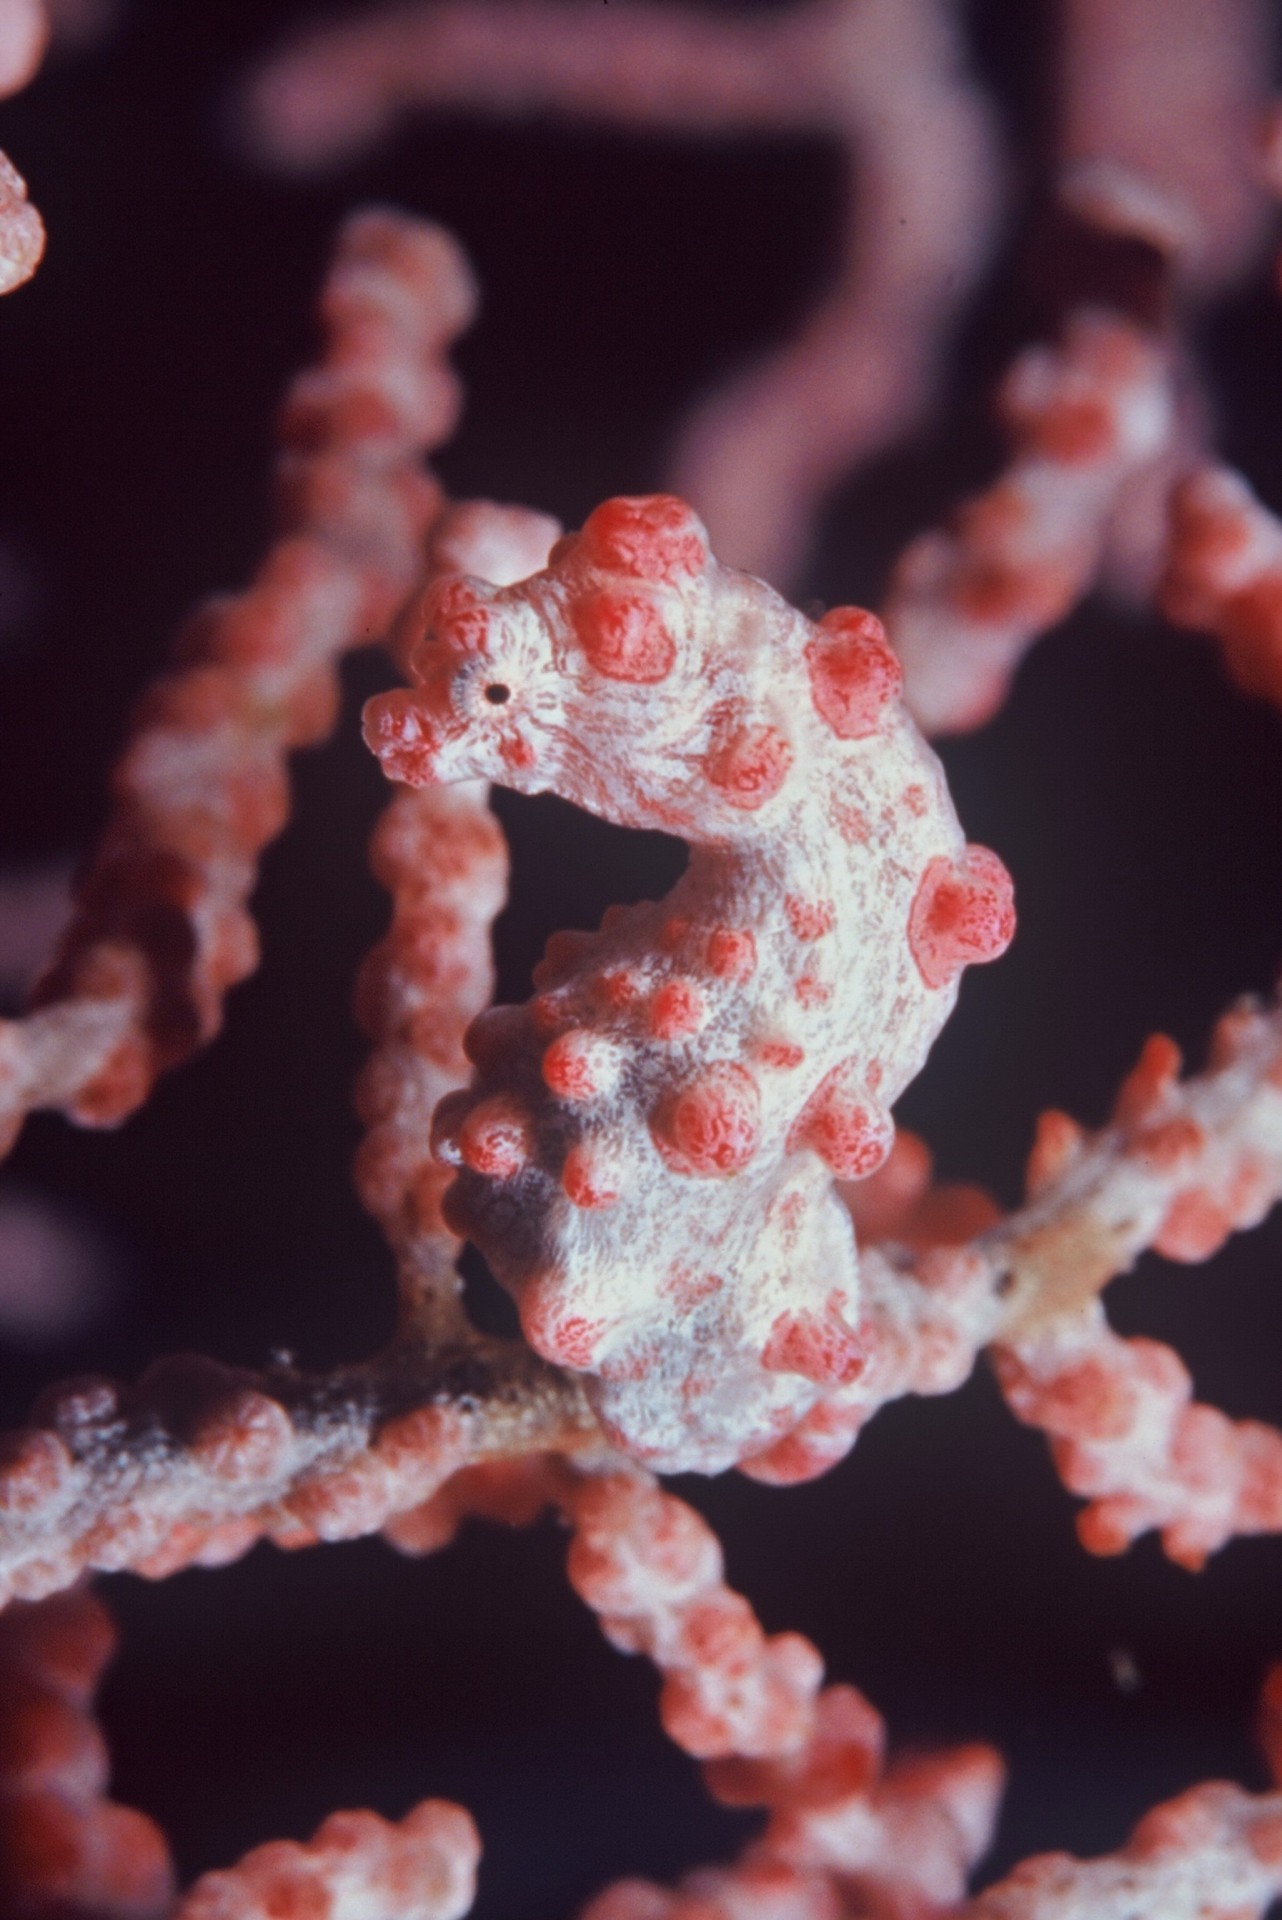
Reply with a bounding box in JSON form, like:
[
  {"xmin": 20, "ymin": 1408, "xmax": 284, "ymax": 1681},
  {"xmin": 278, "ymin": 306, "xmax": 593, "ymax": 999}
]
[
  {"xmin": 456, "ymin": 1096, "xmax": 533, "ymax": 1179},
  {"xmin": 761, "ymin": 1301, "xmax": 865, "ymax": 1388},
  {"xmin": 650, "ymin": 1064, "xmax": 762, "ymax": 1178},
  {"xmin": 705, "ymin": 927, "xmax": 756, "ymax": 981},
  {"xmin": 907, "ymin": 845, "xmax": 1015, "ymax": 989},
  {"xmin": 578, "ymin": 494, "xmax": 709, "ymax": 583},
  {"xmin": 789, "ymin": 1064, "xmax": 894, "ymax": 1180},
  {"xmin": 572, "ymin": 590, "xmax": 677, "ymax": 683},
  {"xmin": 648, "ymin": 979, "xmax": 707, "ymax": 1041},
  {"xmin": 703, "ymin": 722, "xmax": 793, "ymax": 811},
  {"xmin": 562, "ymin": 1142, "xmax": 622, "ymax": 1210},
  {"xmin": 805, "ymin": 608, "xmax": 902, "ymax": 740}
]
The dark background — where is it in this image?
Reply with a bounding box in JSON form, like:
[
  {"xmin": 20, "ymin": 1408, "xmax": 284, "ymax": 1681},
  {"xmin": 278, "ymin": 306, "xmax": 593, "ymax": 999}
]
[{"xmin": 1, "ymin": 1, "xmax": 1282, "ymax": 1912}]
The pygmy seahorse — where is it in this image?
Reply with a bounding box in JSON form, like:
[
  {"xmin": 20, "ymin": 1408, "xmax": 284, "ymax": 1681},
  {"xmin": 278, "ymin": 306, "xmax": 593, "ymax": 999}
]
[{"xmin": 364, "ymin": 496, "xmax": 1013, "ymax": 1474}]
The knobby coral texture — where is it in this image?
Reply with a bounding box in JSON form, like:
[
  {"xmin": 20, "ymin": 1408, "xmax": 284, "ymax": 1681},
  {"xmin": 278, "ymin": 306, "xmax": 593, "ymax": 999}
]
[{"xmin": 1, "ymin": 1, "xmax": 1282, "ymax": 1918}]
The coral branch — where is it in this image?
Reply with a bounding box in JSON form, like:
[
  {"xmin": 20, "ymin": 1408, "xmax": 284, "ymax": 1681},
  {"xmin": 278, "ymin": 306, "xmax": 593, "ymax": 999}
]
[
  {"xmin": 0, "ymin": 1339, "xmax": 597, "ymax": 1606},
  {"xmin": 0, "ymin": 151, "xmax": 43, "ymax": 296},
  {"xmin": 664, "ymin": 0, "xmax": 1001, "ymax": 584},
  {"xmin": 242, "ymin": 0, "xmax": 1000, "ymax": 583},
  {"xmin": 994, "ymin": 1305, "xmax": 1282, "ymax": 1569},
  {"xmin": 1161, "ymin": 464, "xmax": 1282, "ymax": 711},
  {"xmin": 355, "ymin": 503, "xmax": 559, "ymax": 1330},
  {"xmin": 963, "ymin": 1778, "xmax": 1282, "ymax": 1919},
  {"xmin": 747, "ymin": 1000, "xmax": 1282, "ymax": 1506},
  {"xmin": 0, "ymin": 1588, "xmax": 173, "ymax": 1919},
  {"xmin": 563, "ymin": 1468, "xmax": 823, "ymax": 1761},
  {"xmin": 0, "ymin": 0, "xmax": 48, "ymax": 294},
  {"xmin": 357, "ymin": 784, "xmax": 508, "ymax": 1331},
  {"xmin": 12, "ymin": 987, "xmax": 1269, "ymax": 1605},
  {"xmin": 888, "ymin": 311, "xmax": 1175, "ymax": 736},
  {"xmin": 387, "ymin": 1455, "xmax": 1002, "ymax": 1917},
  {"xmin": 565, "ymin": 1470, "xmax": 1002, "ymax": 1918},
  {"xmin": 583, "ymin": 1663, "xmax": 1282, "ymax": 1920},
  {"xmin": 0, "ymin": 209, "xmax": 475, "ymax": 1156},
  {"xmin": 1058, "ymin": 0, "xmax": 1274, "ymax": 289},
  {"xmin": 175, "ymin": 1798, "xmax": 479, "ymax": 1920},
  {"xmin": 991, "ymin": 1007, "xmax": 1282, "ymax": 1326},
  {"xmin": 242, "ymin": 0, "xmax": 798, "ymax": 165}
]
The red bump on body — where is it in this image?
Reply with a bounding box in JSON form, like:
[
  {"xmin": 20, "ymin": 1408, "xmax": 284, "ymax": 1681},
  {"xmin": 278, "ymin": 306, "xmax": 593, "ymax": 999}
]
[
  {"xmin": 579, "ymin": 494, "xmax": 709, "ymax": 582},
  {"xmin": 908, "ymin": 844, "xmax": 1015, "ymax": 989},
  {"xmin": 457, "ymin": 1096, "xmax": 533, "ymax": 1179},
  {"xmin": 595, "ymin": 968, "xmax": 643, "ymax": 1010},
  {"xmin": 795, "ymin": 975, "xmax": 831, "ymax": 1008},
  {"xmin": 542, "ymin": 1029, "xmax": 612, "ymax": 1101},
  {"xmin": 762, "ymin": 1302, "xmax": 865, "ymax": 1387},
  {"xmin": 784, "ymin": 895, "xmax": 835, "ymax": 941},
  {"xmin": 499, "ymin": 732, "xmax": 537, "ymax": 770},
  {"xmin": 416, "ymin": 573, "xmax": 494, "ymax": 660},
  {"xmin": 429, "ymin": 1087, "xmax": 475, "ymax": 1166},
  {"xmin": 361, "ymin": 689, "xmax": 446, "ymax": 788},
  {"xmin": 519, "ymin": 1277, "xmax": 608, "ymax": 1369},
  {"xmin": 789, "ymin": 1061, "xmax": 894, "ymax": 1179},
  {"xmin": 529, "ymin": 993, "xmax": 567, "ymax": 1038},
  {"xmin": 532, "ymin": 928, "xmax": 595, "ymax": 988},
  {"xmin": 571, "ymin": 590, "xmax": 677, "ymax": 683},
  {"xmin": 659, "ymin": 1267, "xmax": 724, "ymax": 1311},
  {"xmin": 651, "ymin": 1064, "xmax": 761, "ymax": 1177},
  {"xmin": 706, "ymin": 927, "xmax": 756, "ymax": 981},
  {"xmin": 562, "ymin": 1141, "xmax": 622, "ymax": 1210},
  {"xmin": 648, "ymin": 979, "xmax": 707, "ymax": 1041},
  {"xmin": 191, "ymin": 1391, "xmax": 293, "ymax": 1482},
  {"xmin": 756, "ymin": 1039, "xmax": 805, "ymax": 1070},
  {"xmin": 804, "ymin": 607, "xmax": 902, "ymax": 739},
  {"xmin": 703, "ymin": 722, "xmax": 792, "ymax": 810}
]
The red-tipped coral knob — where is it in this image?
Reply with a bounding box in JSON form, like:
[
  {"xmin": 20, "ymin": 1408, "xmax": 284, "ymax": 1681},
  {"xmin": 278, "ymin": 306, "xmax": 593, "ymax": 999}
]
[
  {"xmin": 651, "ymin": 1065, "xmax": 762, "ymax": 1177},
  {"xmin": 579, "ymin": 494, "xmax": 709, "ymax": 582},
  {"xmin": 805, "ymin": 607, "xmax": 902, "ymax": 739},
  {"xmin": 457, "ymin": 1096, "xmax": 533, "ymax": 1179},
  {"xmin": 908, "ymin": 845, "xmax": 1015, "ymax": 988},
  {"xmin": 572, "ymin": 591, "xmax": 677, "ymax": 683}
]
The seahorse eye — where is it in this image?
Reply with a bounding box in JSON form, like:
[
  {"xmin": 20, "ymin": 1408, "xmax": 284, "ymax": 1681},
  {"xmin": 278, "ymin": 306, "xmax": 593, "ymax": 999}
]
[{"xmin": 484, "ymin": 682, "xmax": 511, "ymax": 706}]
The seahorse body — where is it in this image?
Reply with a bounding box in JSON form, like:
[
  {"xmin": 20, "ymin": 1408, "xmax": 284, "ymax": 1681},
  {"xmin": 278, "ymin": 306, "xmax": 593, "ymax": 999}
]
[{"xmin": 364, "ymin": 497, "xmax": 1013, "ymax": 1473}]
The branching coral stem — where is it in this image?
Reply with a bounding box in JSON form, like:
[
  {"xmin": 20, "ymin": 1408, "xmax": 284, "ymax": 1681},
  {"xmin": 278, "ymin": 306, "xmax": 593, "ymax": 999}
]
[{"xmin": 0, "ymin": 208, "xmax": 476, "ymax": 1157}]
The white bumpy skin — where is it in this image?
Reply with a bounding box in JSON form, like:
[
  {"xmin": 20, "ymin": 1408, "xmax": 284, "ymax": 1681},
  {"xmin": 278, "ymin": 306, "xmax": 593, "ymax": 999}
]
[{"xmin": 365, "ymin": 496, "xmax": 1013, "ymax": 1472}]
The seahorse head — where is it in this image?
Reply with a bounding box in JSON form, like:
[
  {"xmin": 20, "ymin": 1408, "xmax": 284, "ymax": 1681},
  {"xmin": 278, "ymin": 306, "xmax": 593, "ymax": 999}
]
[{"xmin": 364, "ymin": 494, "xmax": 811, "ymax": 837}]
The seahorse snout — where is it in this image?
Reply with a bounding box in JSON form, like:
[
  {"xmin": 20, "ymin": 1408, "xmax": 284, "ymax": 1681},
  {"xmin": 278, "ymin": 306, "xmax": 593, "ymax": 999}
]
[{"xmin": 364, "ymin": 572, "xmax": 558, "ymax": 785}]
